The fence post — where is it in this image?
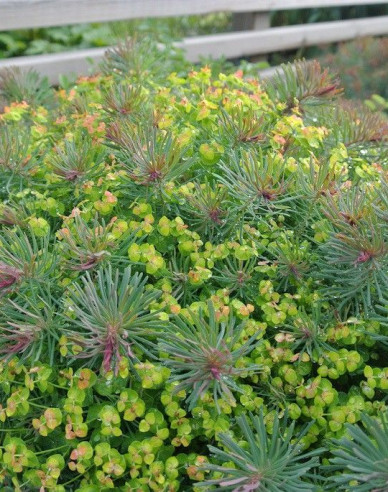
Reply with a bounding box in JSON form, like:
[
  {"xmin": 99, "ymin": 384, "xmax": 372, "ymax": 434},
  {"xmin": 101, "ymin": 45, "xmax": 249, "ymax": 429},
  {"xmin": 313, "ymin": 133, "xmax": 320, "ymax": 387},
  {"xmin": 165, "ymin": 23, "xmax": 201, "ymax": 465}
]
[
  {"xmin": 232, "ymin": 11, "xmax": 270, "ymax": 61},
  {"xmin": 232, "ymin": 12, "xmax": 270, "ymax": 31}
]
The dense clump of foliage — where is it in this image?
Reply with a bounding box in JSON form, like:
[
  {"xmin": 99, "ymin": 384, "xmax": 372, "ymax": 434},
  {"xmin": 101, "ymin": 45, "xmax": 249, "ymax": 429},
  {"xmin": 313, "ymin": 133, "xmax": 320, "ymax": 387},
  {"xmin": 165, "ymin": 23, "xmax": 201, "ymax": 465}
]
[{"xmin": 0, "ymin": 41, "xmax": 388, "ymax": 491}]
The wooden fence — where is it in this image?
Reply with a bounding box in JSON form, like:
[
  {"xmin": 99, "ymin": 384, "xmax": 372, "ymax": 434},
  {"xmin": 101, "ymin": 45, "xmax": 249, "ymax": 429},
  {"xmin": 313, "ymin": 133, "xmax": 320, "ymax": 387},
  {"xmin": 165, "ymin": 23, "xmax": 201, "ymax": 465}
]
[{"xmin": 0, "ymin": 0, "xmax": 388, "ymax": 83}]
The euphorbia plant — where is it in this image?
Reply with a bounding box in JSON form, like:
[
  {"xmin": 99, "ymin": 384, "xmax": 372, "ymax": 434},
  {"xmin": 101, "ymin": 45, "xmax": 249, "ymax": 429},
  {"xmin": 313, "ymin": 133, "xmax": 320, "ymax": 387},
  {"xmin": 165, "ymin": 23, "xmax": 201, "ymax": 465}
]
[
  {"xmin": 65, "ymin": 266, "xmax": 163, "ymax": 373},
  {"xmin": 159, "ymin": 301, "xmax": 263, "ymax": 411},
  {"xmin": 198, "ymin": 411, "xmax": 323, "ymax": 491},
  {"xmin": 0, "ymin": 40, "xmax": 387, "ymax": 491}
]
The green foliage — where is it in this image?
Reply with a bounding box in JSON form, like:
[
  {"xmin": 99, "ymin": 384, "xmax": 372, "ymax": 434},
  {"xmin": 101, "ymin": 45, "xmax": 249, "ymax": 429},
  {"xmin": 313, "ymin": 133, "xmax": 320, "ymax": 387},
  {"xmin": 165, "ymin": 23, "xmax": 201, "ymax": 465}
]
[
  {"xmin": 0, "ymin": 67, "xmax": 53, "ymax": 108},
  {"xmin": 101, "ymin": 37, "xmax": 187, "ymax": 83},
  {"xmin": 319, "ymin": 36, "xmax": 388, "ymax": 102},
  {"xmin": 159, "ymin": 302, "xmax": 262, "ymax": 411},
  {"xmin": 0, "ymin": 284, "xmax": 59, "ymax": 364},
  {"xmin": 217, "ymin": 149, "xmax": 296, "ymax": 219},
  {"xmin": 57, "ymin": 214, "xmax": 116, "ymax": 270},
  {"xmin": 0, "ymin": 40, "xmax": 387, "ymax": 491},
  {"xmin": 0, "ymin": 124, "xmax": 39, "ymax": 192},
  {"xmin": 279, "ymin": 307, "xmax": 333, "ymax": 360},
  {"xmin": 177, "ymin": 182, "xmax": 234, "ymax": 241},
  {"xmin": 328, "ymin": 411, "xmax": 388, "ymax": 491},
  {"xmin": 65, "ymin": 266, "xmax": 162, "ymax": 373},
  {"xmin": 0, "ymin": 14, "xmax": 231, "ymax": 59},
  {"xmin": 272, "ymin": 5, "xmax": 388, "ymax": 28},
  {"xmin": 199, "ymin": 411, "xmax": 322, "ymax": 491},
  {"xmin": 107, "ymin": 121, "xmax": 193, "ymax": 199},
  {"xmin": 265, "ymin": 59, "xmax": 342, "ymax": 113},
  {"xmin": 0, "ymin": 227, "xmax": 57, "ymax": 290},
  {"xmin": 50, "ymin": 132, "xmax": 106, "ymax": 183},
  {"xmin": 317, "ymin": 186, "xmax": 388, "ymax": 311}
]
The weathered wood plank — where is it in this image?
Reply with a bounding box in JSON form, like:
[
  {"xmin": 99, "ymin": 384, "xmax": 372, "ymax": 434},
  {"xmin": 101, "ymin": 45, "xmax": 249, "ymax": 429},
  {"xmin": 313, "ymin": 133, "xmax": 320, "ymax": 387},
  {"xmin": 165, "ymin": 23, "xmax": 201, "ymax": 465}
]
[
  {"xmin": 0, "ymin": 48, "xmax": 106, "ymax": 83},
  {"xmin": 1, "ymin": 16, "xmax": 387, "ymax": 84},
  {"xmin": 0, "ymin": 47, "xmax": 280, "ymax": 85},
  {"xmin": 181, "ymin": 15, "xmax": 388, "ymax": 61},
  {"xmin": 1, "ymin": 0, "xmax": 388, "ymax": 30}
]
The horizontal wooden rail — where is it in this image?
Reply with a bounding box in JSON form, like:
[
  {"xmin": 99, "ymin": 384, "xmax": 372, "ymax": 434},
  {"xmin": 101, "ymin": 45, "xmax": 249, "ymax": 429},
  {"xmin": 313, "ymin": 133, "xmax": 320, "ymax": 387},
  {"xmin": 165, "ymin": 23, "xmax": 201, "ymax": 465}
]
[
  {"xmin": 0, "ymin": 46, "xmax": 280, "ymax": 83},
  {"xmin": 0, "ymin": 48, "xmax": 106, "ymax": 83},
  {"xmin": 182, "ymin": 15, "xmax": 388, "ymax": 60},
  {"xmin": 1, "ymin": 0, "xmax": 388, "ymax": 30},
  {"xmin": 0, "ymin": 15, "xmax": 387, "ymax": 84}
]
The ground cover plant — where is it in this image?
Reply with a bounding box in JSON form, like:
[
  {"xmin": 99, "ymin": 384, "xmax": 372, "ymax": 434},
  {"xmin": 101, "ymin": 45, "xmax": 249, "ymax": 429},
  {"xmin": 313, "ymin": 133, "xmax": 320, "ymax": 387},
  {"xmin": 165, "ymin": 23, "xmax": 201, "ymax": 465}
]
[{"xmin": 0, "ymin": 38, "xmax": 388, "ymax": 491}]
